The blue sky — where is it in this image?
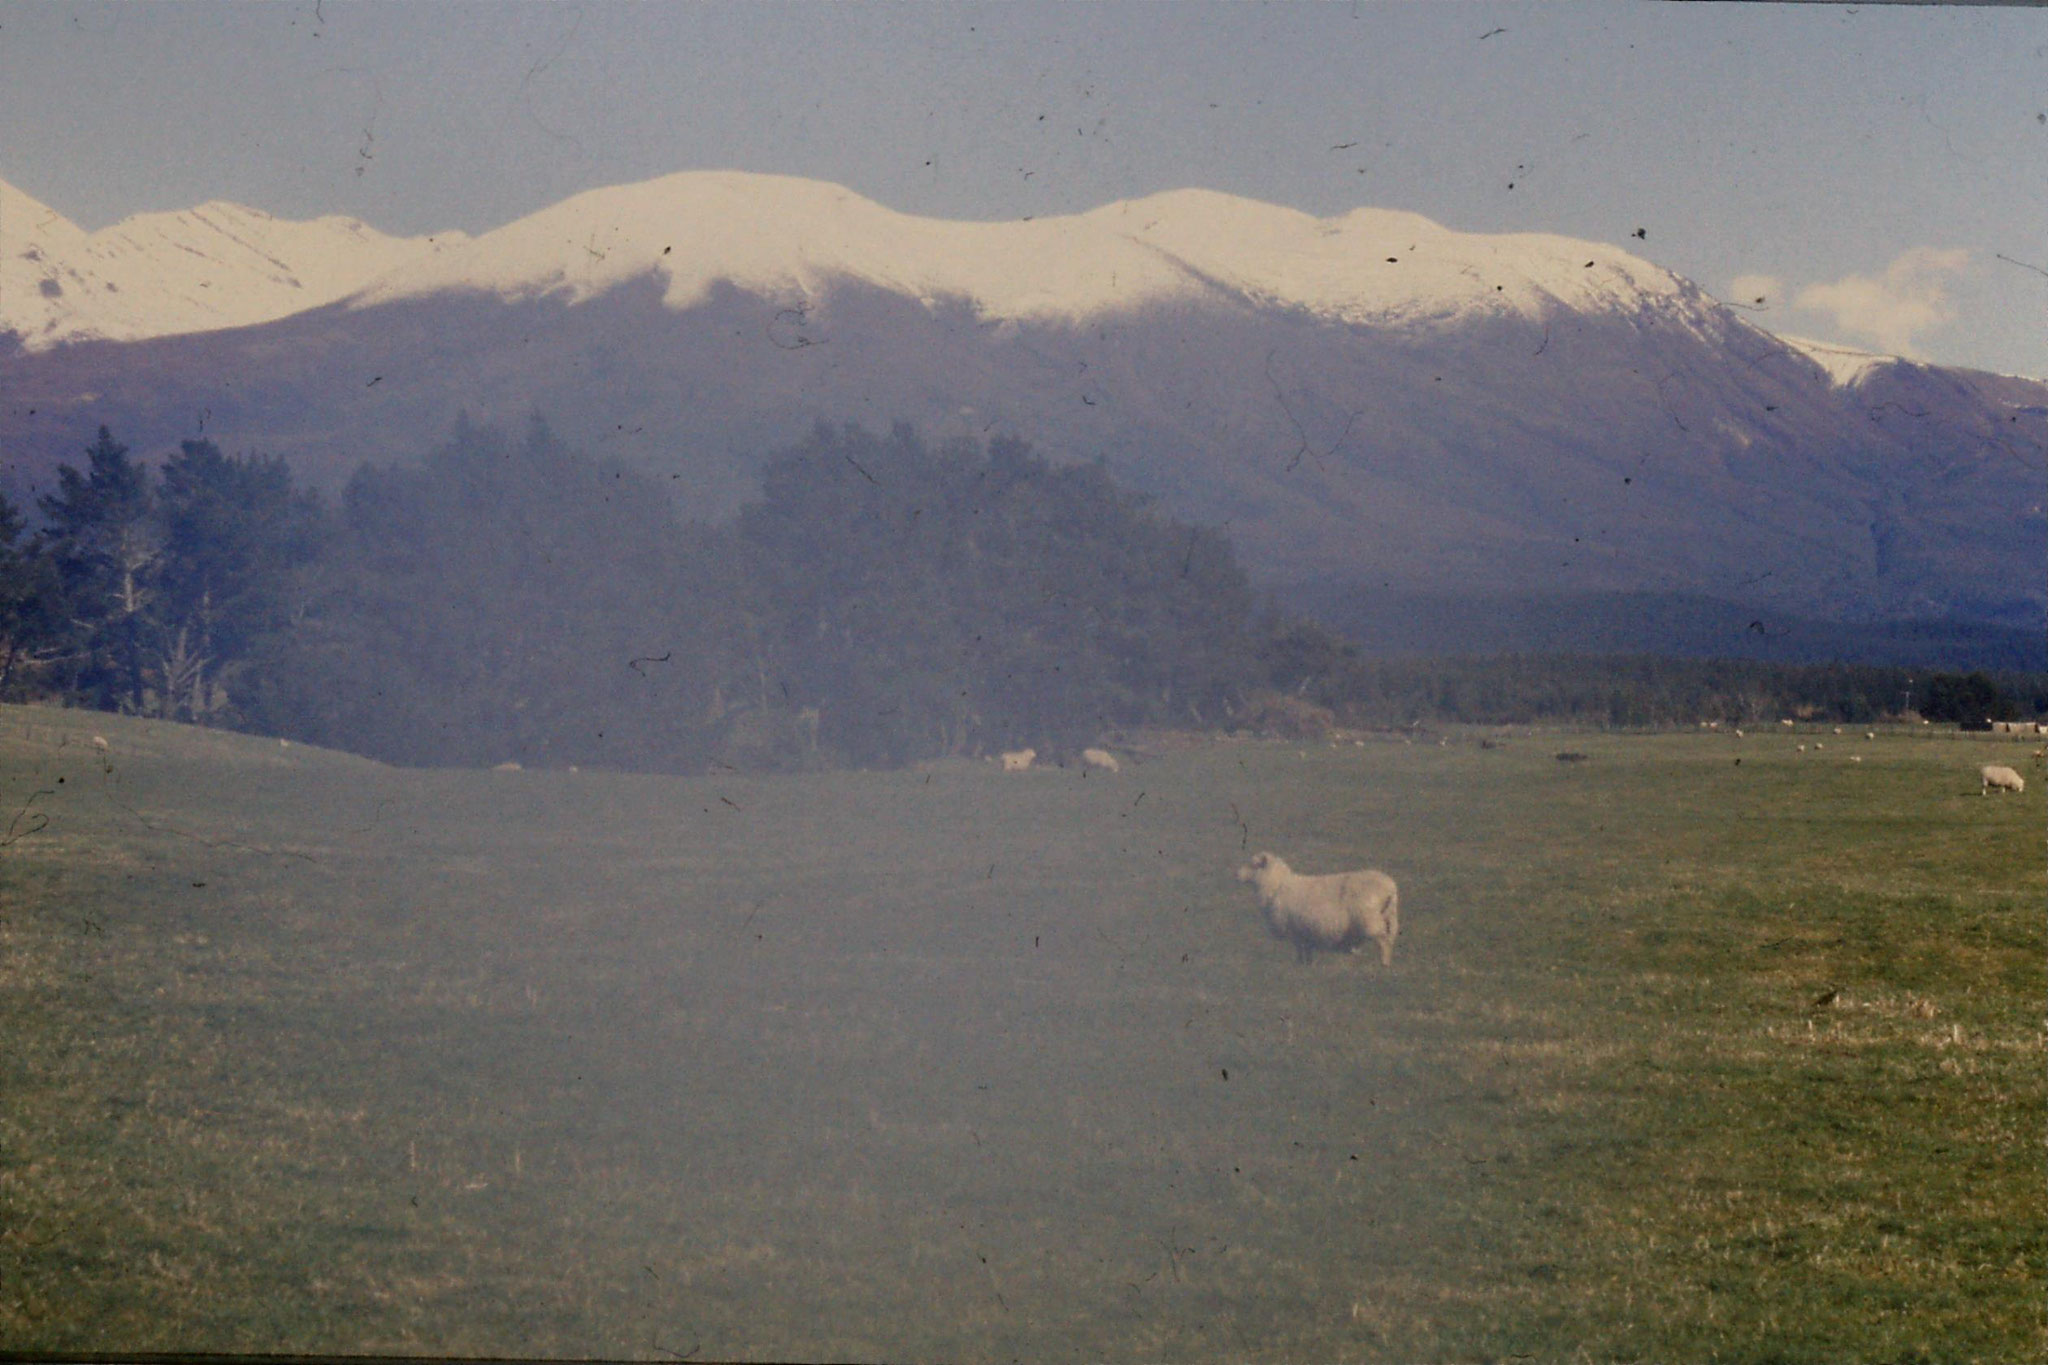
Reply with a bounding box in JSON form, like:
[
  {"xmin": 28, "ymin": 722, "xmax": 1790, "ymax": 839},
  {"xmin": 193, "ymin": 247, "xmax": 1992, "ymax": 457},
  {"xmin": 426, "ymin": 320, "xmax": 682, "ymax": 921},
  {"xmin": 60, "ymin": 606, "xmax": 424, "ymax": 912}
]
[{"xmin": 3, "ymin": 1, "xmax": 2042, "ymax": 375}]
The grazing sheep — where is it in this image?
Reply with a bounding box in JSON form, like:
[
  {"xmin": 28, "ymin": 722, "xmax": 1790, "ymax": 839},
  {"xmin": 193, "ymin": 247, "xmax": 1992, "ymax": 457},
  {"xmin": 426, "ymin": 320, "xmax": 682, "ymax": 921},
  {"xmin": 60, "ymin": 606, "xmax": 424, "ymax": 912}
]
[
  {"xmin": 491, "ymin": 761, "xmax": 523, "ymax": 773},
  {"xmin": 91, "ymin": 735, "xmax": 109, "ymax": 752},
  {"xmin": 1236, "ymin": 851, "xmax": 1400, "ymax": 967},
  {"xmin": 999, "ymin": 748, "xmax": 1036, "ymax": 772},
  {"xmin": 1781, "ymin": 719, "xmax": 1796, "ymax": 728},
  {"xmin": 1733, "ymin": 728, "xmax": 1745, "ymax": 738},
  {"xmin": 1865, "ymin": 732, "xmax": 1876, "ymax": 740},
  {"xmin": 1081, "ymin": 747, "xmax": 1121, "ymax": 773},
  {"xmin": 1796, "ymin": 744, "xmax": 1806, "ymax": 753},
  {"xmin": 1981, "ymin": 764, "xmax": 2026, "ymax": 795}
]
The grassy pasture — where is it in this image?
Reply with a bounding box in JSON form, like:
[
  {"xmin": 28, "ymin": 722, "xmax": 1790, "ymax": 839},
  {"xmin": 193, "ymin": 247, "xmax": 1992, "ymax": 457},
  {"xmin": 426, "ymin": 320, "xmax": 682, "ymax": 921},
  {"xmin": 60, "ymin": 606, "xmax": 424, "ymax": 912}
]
[{"xmin": 0, "ymin": 707, "xmax": 2040, "ymax": 1362}]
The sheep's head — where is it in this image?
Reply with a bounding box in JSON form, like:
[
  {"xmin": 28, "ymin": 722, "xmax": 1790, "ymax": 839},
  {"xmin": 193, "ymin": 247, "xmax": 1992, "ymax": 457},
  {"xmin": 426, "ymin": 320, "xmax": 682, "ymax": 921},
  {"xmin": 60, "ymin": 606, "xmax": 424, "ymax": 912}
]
[{"xmin": 1236, "ymin": 852, "xmax": 1275, "ymax": 884}]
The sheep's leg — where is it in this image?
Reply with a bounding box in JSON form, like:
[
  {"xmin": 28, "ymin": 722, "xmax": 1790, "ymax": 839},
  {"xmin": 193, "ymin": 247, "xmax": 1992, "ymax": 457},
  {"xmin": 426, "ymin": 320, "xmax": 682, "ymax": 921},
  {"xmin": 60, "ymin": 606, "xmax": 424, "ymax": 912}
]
[{"xmin": 1376, "ymin": 934, "xmax": 1394, "ymax": 967}]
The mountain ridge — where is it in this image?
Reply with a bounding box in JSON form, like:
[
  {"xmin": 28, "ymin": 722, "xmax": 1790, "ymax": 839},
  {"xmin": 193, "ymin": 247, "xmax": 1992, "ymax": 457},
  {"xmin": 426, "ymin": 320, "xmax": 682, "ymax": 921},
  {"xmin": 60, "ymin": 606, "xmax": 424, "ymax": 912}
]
[
  {"xmin": 12, "ymin": 170, "xmax": 1753, "ymax": 353},
  {"xmin": 0, "ymin": 175, "xmax": 465, "ymax": 350},
  {"xmin": 341, "ymin": 171, "xmax": 1725, "ymax": 340},
  {"xmin": 2, "ymin": 171, "xmax": 2041, "ymax": 649}
]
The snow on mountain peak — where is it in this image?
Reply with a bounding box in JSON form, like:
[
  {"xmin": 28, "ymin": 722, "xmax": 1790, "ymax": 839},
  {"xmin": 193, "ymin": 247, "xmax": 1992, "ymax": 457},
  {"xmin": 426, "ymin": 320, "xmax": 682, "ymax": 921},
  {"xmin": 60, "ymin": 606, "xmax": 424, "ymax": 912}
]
[
  {"xmin": 352, "ymin": 170, "xmax": 1705, "ymax": 334},
  {"xmin": 1091, "ymin": 189, "xmax": 1693, "ymax": 328},
  {"xmin": 10, "ymin": 168, "xmax": 1719, "ymax": 350},
  {"xmin": 1778, "ymin": 334, "xmax": 1902, "ymax": 387},
  {"xmin": 2, "ymin": 175, "xmax": 465, "ymax": 350},
  {"xmin": 350, "ymin": 170, "xmax": 1219, "ymax": 321}
]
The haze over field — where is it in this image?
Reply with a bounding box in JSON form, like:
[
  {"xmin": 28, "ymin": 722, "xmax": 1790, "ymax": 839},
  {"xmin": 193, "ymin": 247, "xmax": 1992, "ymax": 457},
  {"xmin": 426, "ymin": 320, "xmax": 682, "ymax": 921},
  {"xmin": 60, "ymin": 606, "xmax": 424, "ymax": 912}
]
[{"xmin": 3, "ymin": 8, "xmax": 2045, "ymax": 1361}]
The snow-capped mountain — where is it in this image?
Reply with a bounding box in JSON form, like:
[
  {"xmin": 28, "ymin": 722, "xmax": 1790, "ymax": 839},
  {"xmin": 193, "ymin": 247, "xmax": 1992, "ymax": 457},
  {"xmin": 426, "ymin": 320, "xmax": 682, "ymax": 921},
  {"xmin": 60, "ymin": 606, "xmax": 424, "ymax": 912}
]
[
  {"xmin": 345, "ymin": 171, "xmax": 1703, "ymax": 335},
  {"xmin": 0, "ymin": 176, "xmax": 463, "ymax": 350},
  {"xmin": 2, "ymin": 171, "xmax": 2041, "ymax": 651}
]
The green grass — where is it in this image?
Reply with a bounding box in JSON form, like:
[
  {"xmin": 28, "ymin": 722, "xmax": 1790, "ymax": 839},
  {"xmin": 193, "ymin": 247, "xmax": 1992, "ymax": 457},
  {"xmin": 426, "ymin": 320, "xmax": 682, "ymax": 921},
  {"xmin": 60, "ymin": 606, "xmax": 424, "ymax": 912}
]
[{"xmin": 1, "ymin": 708, "xmax": 2040, "ymax": 1362}]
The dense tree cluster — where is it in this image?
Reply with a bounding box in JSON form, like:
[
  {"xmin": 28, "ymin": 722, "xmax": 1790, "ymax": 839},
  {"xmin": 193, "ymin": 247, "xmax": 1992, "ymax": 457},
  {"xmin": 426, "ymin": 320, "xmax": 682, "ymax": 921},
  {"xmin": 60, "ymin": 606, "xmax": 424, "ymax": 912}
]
[
  {"xmin": 1911, "ymin": 671, "xmax": 2023, "ymax": 727},
  {"xmin": 240, "ymin": 417, "xmax": 768, "ymax": 770},
  {"xmin": 2, "ymin": 419, "xmax": 1281, "ymax": 770},
  {"xmin": 1288, "ymin": 654, "xmax": 2043, "ymax": 731},
  {"xmin": 739, "ymin": 424, "xmax": 1260, "ymax": 766},
  {"xmin": 2, "ymin": 428, "xmax": 321, "ymax": 721},
  {"xmin": 5, "ymin": 420, "xmax": 2042, "ymax": 769}
]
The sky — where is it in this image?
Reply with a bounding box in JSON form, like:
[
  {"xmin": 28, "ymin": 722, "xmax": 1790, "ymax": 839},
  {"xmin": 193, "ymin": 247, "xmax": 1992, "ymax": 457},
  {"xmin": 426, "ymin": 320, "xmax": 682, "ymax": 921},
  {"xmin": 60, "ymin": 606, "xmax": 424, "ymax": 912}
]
[{"xmin": 2, "ymin": 1, "xmax": 2043, "ymax": 377}]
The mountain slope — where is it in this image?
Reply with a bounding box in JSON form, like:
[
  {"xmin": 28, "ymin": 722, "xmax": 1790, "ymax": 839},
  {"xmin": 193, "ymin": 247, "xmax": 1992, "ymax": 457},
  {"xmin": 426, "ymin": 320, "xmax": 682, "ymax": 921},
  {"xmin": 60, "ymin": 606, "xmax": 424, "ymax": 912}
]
[
  {"xmin": 2, "ymin": 172, "xmax": 2041, "ymax": 647},
  {"xmin": 0, "ymin": 176, "xmax": 464, "ymax": 350}
]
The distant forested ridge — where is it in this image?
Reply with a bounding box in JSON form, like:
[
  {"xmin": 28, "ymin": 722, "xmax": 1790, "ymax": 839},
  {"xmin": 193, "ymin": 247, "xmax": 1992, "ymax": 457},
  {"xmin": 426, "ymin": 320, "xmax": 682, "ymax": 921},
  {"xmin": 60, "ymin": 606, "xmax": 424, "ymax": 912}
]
[{"xmin": 5, "ymin": 419, "xmax": 2042, "ymax": 771}]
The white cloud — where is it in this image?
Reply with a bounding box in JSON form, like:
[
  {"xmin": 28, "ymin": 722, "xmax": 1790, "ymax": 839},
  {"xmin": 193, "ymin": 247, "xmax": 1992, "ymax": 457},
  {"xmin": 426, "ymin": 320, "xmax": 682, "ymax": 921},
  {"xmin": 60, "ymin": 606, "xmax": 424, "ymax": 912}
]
[
  {"xmin": 1791, "ymin": 247, "xmax": 1972, "ymax": 358},
  {"xmin": 1728, "ymin": 273, "xmax": 1784, "ymax": 310}
]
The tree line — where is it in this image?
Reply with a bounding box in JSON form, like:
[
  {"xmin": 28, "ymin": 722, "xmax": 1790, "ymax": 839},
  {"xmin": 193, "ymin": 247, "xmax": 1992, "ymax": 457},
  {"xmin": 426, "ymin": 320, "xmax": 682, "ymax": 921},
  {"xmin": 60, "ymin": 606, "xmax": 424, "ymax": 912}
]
[{"xmin": 3, "ymin": 419, "xmax": 2040, "ymax": 770}]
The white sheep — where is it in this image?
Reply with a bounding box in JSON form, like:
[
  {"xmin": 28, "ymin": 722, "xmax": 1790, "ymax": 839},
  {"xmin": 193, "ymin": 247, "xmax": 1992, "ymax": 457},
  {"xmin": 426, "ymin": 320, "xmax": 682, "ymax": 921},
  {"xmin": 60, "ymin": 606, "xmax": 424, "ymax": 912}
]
[
  {"xmin": 1236, "ymin": 851, "xmax": 1400, "ymax": 967},
  {"xmin": 1081, "ymin": 747, "xmax": 1121, "ymax": 773},
  {"xmin": 91, "ymin": 735, "xmax": 109, "ymax": 752},
  {"xmin": 1000, "ymin": 748, "xmax": 1036, "ymax": 772},
  {"xmin": 1981, "ymin": 764, "xmax": 2025, "ymax": 795}
]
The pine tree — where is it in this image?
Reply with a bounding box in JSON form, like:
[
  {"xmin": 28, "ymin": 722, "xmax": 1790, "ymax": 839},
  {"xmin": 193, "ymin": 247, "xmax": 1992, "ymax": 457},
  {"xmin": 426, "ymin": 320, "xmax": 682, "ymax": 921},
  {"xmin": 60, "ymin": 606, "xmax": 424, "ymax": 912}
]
[
  {"xmin": 0, "ymin": 490, "xmax": 64, "ymax": 696},
  {"xmin": 39, "ymin": 427, "xmax": 158, "ymax": 710},
  {"xmin": 145, "ymin": 439, "xmax": 325, "ymax": 722},
  {"xmin": 738, "ymin": 423, "xmax": 1263, "ymax": 766}
]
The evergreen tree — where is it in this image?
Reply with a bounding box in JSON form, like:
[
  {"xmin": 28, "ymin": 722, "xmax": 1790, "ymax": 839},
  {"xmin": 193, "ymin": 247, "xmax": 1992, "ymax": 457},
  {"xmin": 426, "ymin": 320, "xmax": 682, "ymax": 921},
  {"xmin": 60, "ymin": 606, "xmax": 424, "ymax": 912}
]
[
  {"xmin": 0, "ymin": 490, "xmax": 64, "ymax": 697},
  {"xmin": 38, "ymin": 427, "xmax": 157, "ymax": 710},
  {"xmin": 249, "ymin": 417, "xmax": 761, "ymax": 770},
  {"xmin": 1915, "ymin": 671, "xmax": 2017, "ymax": 726},
  {"xmin": 144, "ymin": 439, "xmax": 326, "ymax": 722},
  {"xmin": 738, "ymin": 423, "xmax": 1262, "ymax": 766}
]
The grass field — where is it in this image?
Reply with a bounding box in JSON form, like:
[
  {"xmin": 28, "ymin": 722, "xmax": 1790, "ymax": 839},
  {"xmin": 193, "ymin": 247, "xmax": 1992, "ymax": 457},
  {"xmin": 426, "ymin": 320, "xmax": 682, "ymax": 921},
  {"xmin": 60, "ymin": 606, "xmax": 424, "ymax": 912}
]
[{"xmin": 1, "ymin": 705, "xmax": 2041, "ymax": 1362}]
